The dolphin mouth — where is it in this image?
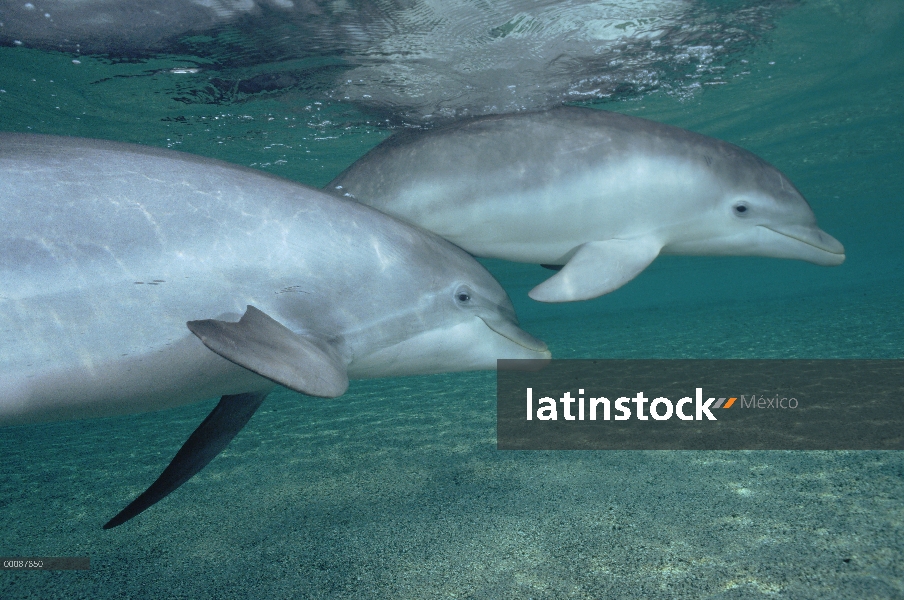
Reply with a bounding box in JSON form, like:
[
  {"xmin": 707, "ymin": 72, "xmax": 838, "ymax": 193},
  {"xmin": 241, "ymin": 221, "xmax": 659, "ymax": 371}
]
[
  {"xmin": 479, "ymin": 316, "xmax": 549, "ymax": 353},
  {"xmin": 760, "ymin": 224, "xmax": 846, "ymax": 266}
]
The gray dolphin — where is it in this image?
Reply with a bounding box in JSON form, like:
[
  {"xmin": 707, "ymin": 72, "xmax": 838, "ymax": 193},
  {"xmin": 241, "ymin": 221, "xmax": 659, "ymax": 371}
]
[
  {"xmin": 0, "ymin": 133, "xmax": 549, "ymax": 527},
  {"xmin": 329, "ymin": 107, "xmax": 845, "ymax": 302}
]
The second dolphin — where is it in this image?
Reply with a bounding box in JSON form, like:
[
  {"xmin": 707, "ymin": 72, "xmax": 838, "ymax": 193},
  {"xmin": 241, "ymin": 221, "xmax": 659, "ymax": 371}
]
[{"xmin": 329, "ymin": 107, "xmax": 845, "ymax": 302}]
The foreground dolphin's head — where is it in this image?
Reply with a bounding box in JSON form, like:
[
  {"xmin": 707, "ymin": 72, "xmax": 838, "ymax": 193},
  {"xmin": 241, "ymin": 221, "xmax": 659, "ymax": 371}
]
[
  {"xmin": 662, "ymin": 146, "xmax": 845, "ymax": 267},
  {"xmin": 343, "ymin": 234, "xmax": 551, "ymax": 379}
]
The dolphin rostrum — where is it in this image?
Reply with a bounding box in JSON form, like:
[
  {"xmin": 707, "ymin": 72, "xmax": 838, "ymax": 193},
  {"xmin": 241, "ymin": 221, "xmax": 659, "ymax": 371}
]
[
  {"xmin": 0, "ymin": 134, "xmax": 550, "ymax": 527},
  {"xmin": 329, "ymin": 107, "xmax": 845, "ymax": 302}
]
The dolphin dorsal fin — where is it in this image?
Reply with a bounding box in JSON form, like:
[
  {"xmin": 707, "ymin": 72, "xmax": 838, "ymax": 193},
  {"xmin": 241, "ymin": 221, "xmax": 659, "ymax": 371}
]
[
  {"xmin": 188, "ymin": 305, "xmax": 349, "ymax": 398},
  {"xmin": 528, "ymin": 238, "xmax": 661, "ymax": 302}
]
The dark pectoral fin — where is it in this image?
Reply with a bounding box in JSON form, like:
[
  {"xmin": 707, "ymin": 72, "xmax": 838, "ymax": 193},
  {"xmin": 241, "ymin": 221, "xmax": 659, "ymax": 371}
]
[
  {"xmin": 540, "ymin": 264, "xmax": 564, "ymax": 271},
  {"xmin": 187, "ymin": 305, "xmax": 348, "ymax": 398},
  {"xmin": 103, "ymin": 390, "xmax": 269, "ymax": 529}
]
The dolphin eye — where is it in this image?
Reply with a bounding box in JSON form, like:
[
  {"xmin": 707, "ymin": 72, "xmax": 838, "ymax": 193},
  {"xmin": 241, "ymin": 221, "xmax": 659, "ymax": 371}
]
[
  {"xmin": 454, "ymin": 285, "xmax": 475, "ymax": 305},
  {"xmin": 454, "ymin": 286, "xmax": 473, "ymax": 304},
  {"xmin": 733, "ymin": 203, "xmax": 750, "ymax": 216}
]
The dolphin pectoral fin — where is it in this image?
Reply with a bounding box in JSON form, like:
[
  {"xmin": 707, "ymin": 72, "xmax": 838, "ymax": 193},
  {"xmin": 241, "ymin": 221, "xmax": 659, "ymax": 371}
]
[
  {"xmin": 540, "ymin": 264, "xmax": 564, "ymax": 271},
  {"xmin": 103, "ymin": 390, "xmax": 269, "ymax": 529},
  {"xmin": 187, "ymin": 305, "xmax": 349, "ymax": 398},
  {"xmin": 528, "ymin": 239, "xmax": 661, "ymax": 302}
]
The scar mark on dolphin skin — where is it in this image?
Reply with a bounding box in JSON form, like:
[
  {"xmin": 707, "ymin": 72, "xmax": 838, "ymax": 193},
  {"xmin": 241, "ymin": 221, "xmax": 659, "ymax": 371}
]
[
  {"xmin": 276, "ymin": 286, "xmax": 311, "ymax": 294},
  {"xmin": 704, "ymin": 155, "xmax": 713, "ymax": 167},
  {"xmin": 559, "ymin": 140, "xmax": 610, "ymax": 155},
  {"xmin": 125, "ymin": 182, "xmax": 166, "ymax": 243}
]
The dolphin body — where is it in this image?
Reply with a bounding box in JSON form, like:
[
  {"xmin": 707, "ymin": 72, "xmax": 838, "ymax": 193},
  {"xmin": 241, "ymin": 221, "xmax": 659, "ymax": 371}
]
[
  {"xmin": 0, "ymin": 133, "xmax": 549, "ymax": 527},
  {"xmin": 329, "ymin": 107, "xmax": 845, "ymax": 302}
]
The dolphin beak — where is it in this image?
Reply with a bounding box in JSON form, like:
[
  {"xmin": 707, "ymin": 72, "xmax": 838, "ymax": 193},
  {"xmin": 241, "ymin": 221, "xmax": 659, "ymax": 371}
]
[
  {"xmin": 479, "ymin": 315, "xmax": 550, "ymax": 354},
  {"xmin": 760, "ymin": 224, "xmax": 845, "ymax": 266}
]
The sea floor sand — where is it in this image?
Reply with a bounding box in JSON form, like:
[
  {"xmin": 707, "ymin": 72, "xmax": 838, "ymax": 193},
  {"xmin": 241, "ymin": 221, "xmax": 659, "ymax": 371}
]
[{"xmin": 1, "ymin": 278, "xmax": 901, "ymax": 599}]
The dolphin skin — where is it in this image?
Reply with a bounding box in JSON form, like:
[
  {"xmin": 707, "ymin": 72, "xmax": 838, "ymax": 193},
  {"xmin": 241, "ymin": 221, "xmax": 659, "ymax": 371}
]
[
  {"xmin": 0, "ymin": 133, "xmax": 550, "ymax": 527},
  {"xmin": 329, "ymin": 107, "xmax": 845, "ymax": 302}
]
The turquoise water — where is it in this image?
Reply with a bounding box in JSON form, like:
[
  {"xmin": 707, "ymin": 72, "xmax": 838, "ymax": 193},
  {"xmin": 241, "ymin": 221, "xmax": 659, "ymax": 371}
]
[{"xmin": 1, "ymin": 1, "xmax": 903, "ymax": 598}]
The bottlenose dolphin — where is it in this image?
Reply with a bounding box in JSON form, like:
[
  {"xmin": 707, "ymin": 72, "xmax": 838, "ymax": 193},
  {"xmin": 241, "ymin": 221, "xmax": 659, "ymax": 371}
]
[
  {"xmin": 0, "ymin": 134, "xmax": 549, "ymax": 527},
  {"xmin": 329, "ymin": 107, "xmax": 845, "ymax": 302}
]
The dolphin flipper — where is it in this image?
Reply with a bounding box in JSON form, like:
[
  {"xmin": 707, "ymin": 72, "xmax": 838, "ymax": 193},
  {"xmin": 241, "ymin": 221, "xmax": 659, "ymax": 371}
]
[
  {"xmin": 103, "ymin": 306, "xmax": 350, "ymax": 529},
  {"xmin": 528, "ymin": 239, "xmax": 661, "ymax": 302},
  {"xmin": 103, "ymin": 390, "xmax": 269, "ymax": 529},
  {"xmin": 188, "ymin": 305, "xmax": 349, "ymax": 398}
]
